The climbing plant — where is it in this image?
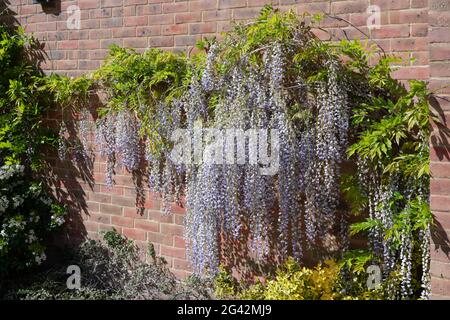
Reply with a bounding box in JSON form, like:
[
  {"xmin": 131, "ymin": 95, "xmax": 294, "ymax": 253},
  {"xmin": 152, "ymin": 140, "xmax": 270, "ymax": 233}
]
[
  {"xmin": 50, "ymin": 7, "xmax": 432, "ymax": 299},
  {"xmin": 0, "ymin": 25, "xmax": 66, "ymax": 275}
]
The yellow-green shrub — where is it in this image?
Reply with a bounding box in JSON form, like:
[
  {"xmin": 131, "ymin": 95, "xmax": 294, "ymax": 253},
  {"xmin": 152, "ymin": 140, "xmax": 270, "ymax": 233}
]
[{"xmin": 215, "ymin": 258, "xmax": 387, "ymax": 300}]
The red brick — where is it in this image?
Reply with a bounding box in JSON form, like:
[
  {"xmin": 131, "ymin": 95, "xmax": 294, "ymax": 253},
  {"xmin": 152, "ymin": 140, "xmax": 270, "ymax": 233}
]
[
  {"xmin": 136, "ymin": 4, "xmax": 162, "ymax": 15},
  {"xmin": 124, "ymin": 6, "xmax": 136, "ymax": 16},
  {"xmin": 412, "ymin": 0, "xmax": 428, "ymax": 8},
  {"xmin": 79, "ymin": 0, "xmax": 99, "ymax": 9},
  {"xmin": 431, "ymin": 163, "xmax": 450, "ymax": 178},
  {"xmin": 161, "ymin": 245, "xmax": 186, "ymax": 259},
  {"xmin": 84, "ymin": 221, "xmax": 99, "ymax": 232},
  {"xmin": 433, "ymin": 211, "xmax": 450, "ymax": 230},
  {"xmin": 122, "ymin": 228, "xmax": 147, "ymax": 241},
  {"xmin": 89, "ymin": 193, "xmax": 112, "ymax": 203},
  {"xmin": 100, "ymin": 204, "xmax": 123, "ymax": 215},
  {"xmin": 149, "ymin": 36, "xmax": 174, "ymax": 47},
  {"xmin": 112, "ymin": 8, "xmax": 123, "ymax": 17},
  {"xmin": 148, "ymin": 210, "xmax": 173, "ymax": 223},
  {"xmin": 100, "ymin": 18, "xmax": 123, "ymax": 28},
  {"xmin": 175, "ymin": 12, "xmax": 201, "ymax": 24},
  {"xmin": 371, "ymin": 25, "xmax": 410, "ymax": 39},
  {"xmin": 431, "ymin": 62, "xmax": 450, "ymax": 77},
  {"xmin": 149, "ymin": 14, "xmax": 174, "ymax": 25},
  {"xmin": 100, "ymin": 185, "xmax": 124, "ymax": 196},
  {"xmin": 124, "ymin": 16, "xmax": 148, "ymax": 27},
  {"xmin": 217, "ymin": 21, "xmax": 232, "ymax": 33},
  {"xmin": 124, "ymin": 207, "xmax": 148, "ymax": 219},
  {"xmin": 162, "ymin": 24, "xmax": 188, "ymax": 35},
  {"xmin": 431, "ymin": 44, "xmax": 450, "ymax": 61},
  {"xmin": 147, "ymin": 231, "xmax": 174, "ymax": 246},
  {"xmin": 173, "ymin": 258, "xmax": 191, "ymax": 270},
  {"xmin": 219, "ymin": 0, "xmax": 246, "ymax": 9},
  {"xmin": 190, "ymin": 0, "xmax": 217, "ymax": 12},
  {"xmin": 431, "ymin": 195, "xmax": 450, "ymax": 212},
  {"xmin": 125, "ymin": 0, "xmax": 148, "ymax": 5},
  {"xmin": 431, "ymin": 277, "xmax": 450, "ymax": 297},
  {"xmin": 392, "ymin": 66, "xmax": 429, "ymax": 80},
  {"xmin": 370, "ymin": 0, "xmax": 410, "ymax": 10},
  {"xmin": 174, "ymin": 214, "xmax": 185, "ymax": 226},
  {"xmin": 203, "ymin": 10, "xmax": 232, "ymax": 22},
  {"xmin": 124, "ymin": 37, "xmax": 149, "ymax": 48},
  {"xmin": 174, "ymin": 235, "xmax": 186, "ymax": 248},
  {"xmin": 112, "ymin": 27, "xmax": 137, "ymax": 38},
  {"xmin": 233, "ymin": 8, "xmax": 261, "ymax": 20},
  {"xmin": 86, "ymin": 201, "xmax": 100, "ymax": 213},
  {"xmin": 429, "ymin": 80, "xmax": 450, "ymax": 94},
  {"xmin": 163, "ymin": 2, "xmax": 188, "ymax": 13},
  {"xmin": 90, "ymin": 29, "xmax": 112, "ymax": 40},
  {"xmin": 431, "ymin": 179, "xmax": 450, "ymax": 195},
  {"xmin": 36, "ymin": 22, "xmax": 56, "ymax": 31},
  {"xmin": 430, "ymin": 28, "xmax": 450, "ymax": 43},
  {"xmin": 99, "ymin": 224, "xmax": 119, "ymax": 233},
  {"xmin": 101, "ymin": 0, "xmax": 122, "ymax": 7},
  {"xmin": 57, "ymin": 40, "xmax": 78, "ymax": 50},
  {"xmin": 170, "ymin": 202, "xmax": 186, "ymax": 214},
  {"xmin": 411, "ymin": 24, "xmax": 428, "ymax": 37},
  {"xmin": 80, "ymin": 19, "xmax": 99, "ymax": 30},
  {"xmin": 248, "ymin": 0, "xmax": 277, "ymax": 7},
  {"xmin": 189, "ymin": 22, "xmax": 217, "ymax": 34},
  {"xmin": 111, "ymin": 196, "xmax": 136, "ymax": 208},
  {"xmin": 161, "ymin": 223, "xmax": 184, "ymax": 236},
  {"xmin": 135, "ymin": 220, "xmax": 160, "ymax": 232},
  {"xmin": 390, "ymin": 9, "xmax": 428, "ymax": 24},
  {"xmin": 89, "ymin": 212, "xmax": 112, "ymax": 225},
  {"xmin": 57, "ymin": 60, "xmax": 78, "ymax": 70},
  {"xmin": 331, "ymin": 0, "xmax": 367, "ymax": 15},
  {"xmin": 391, "ymin": 38, "xmax": 428, "ymax": 51},
  {"xmin": 431, "ymin": 244, "xmax": 450, "ymax": 262},
  {"xmin": 137, "ymin": 26, "xmax": 161, "ymax": 37},
  {"xmin": 111, "ymin": 216, "xmax": 135, "ymax": 228},
  {"xmin": 20, "ymin": 5, "xmax": 37, "ymax": 15}
]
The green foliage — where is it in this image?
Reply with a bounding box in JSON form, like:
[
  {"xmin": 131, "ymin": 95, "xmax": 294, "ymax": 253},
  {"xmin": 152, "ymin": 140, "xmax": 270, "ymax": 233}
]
[
  {"xmin": 0, "ymin": 25, "xmax": 65, "ymax": 276},
  {"xmin": 214, "ymin": 266, "xmax": 238, "ymax": 299},
  {"xmin": 92, "ymin": 46, "xmax": 188, "ymax": 157},
  {"xmin": 45, "ymin": 73, "xmax": 93, "ymax": 110},
  {"xmin": 0, "ymin": 25, "xmax": 54, "ymax": 168},
  {"xmin": 215, "ymin": 258, "xmax": 387, "ymax": 300},
  {"xmin": 0, "ymin": 7, "xmax": 432, "ymax": 299},
  {"xmin": 2, "ymin": 230, "xmax": 214, "ymax": 300}
]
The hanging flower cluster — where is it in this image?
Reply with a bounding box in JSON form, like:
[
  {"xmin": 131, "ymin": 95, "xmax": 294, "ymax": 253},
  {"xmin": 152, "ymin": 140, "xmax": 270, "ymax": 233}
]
[
  {"xmin": 181, "ymin": 19, "xmax": 351, "ymax": 272},
  {"xmin": 349, "ymin": 77, "xmax": 432, "ymax": 298},
  {"xmin": 56, "ymin": 8, "xmax": 431, "ymax": 299}
]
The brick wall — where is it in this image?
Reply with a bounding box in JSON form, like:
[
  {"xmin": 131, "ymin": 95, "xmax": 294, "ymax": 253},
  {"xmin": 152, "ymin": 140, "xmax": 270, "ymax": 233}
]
[
  {"xmin": 429, "ymin": 0, "xmax": 450, "ymax": 300},
  {"xmin": 4, "ymin": 0, "xmax": 449, "ymax": 294},
  {"xmin": 6, "ymin": 0, "xmax": 429, "ymax": 77}
]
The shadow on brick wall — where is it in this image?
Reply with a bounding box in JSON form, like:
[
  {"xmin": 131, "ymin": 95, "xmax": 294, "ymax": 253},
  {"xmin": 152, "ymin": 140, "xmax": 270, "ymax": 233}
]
[
  {"xmin": 42, "ymin": 103, "xmax": 99, "ymax": 247},
  {"xmin": 430, "ymin": 95, "xmax": 450, "ymax": 257},
  {"xmin": 1, "ymin": 0, "xmax": 89, "ymax": 248},
  {"xmin": 0, "ymin": 0, "xmax": 16, "ymax": 26}
]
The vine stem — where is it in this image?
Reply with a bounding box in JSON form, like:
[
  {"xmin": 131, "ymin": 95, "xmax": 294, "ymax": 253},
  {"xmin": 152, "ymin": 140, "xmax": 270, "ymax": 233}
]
[{"xmin": 323, "ymin": 13, "xmax": 387, "ymax": 57}]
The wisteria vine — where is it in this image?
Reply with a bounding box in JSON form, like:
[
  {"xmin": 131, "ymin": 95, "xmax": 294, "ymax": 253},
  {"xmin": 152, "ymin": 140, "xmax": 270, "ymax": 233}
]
[{"xmin": 55, "ymin": 8, "xmax": 432, "ymax": 299}]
